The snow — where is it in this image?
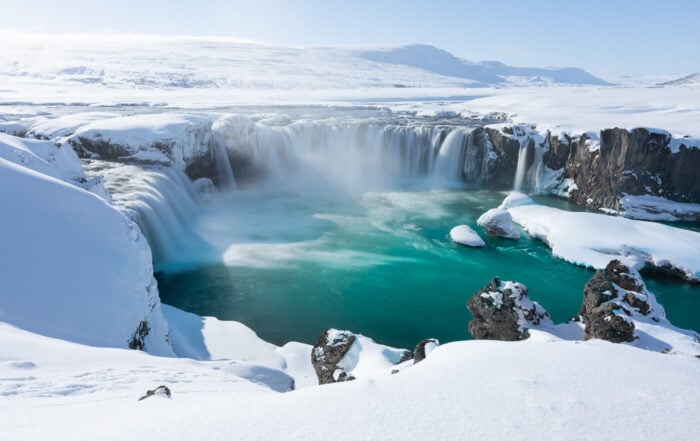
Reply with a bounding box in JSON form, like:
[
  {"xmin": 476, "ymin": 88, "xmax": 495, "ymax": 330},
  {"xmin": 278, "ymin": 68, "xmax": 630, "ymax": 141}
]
[
  {"xmin": 0, "ymin": 133, "xmax": 171, "ymax": 355},
  {"xmin": 449, "ymin": 225, "xmax": 486, "ymax": 247},
  {"xmin": 1, "ymin": 34, "xmax": 699, "ymax": 140},
  {"xmin": 1, "ymin": 321, "xmax": 698, "ymax": 441},
  {"xmin": 334, "ymin": 332, "xmax": 410, "ymax": 379},
  {"xmin": 620, "ymin": 194, "xmax": 700, "ymax": 221},
  {"xmin": 499, "ymin": 193, "xmax": 700, "ymax": 281},
  {"xmin": 476, "ymin": 208, "xmax": 520, "ymax": 239},
  {"xmin": 68, "ymin": 113, "xmax": 213, "ymax": 168}
]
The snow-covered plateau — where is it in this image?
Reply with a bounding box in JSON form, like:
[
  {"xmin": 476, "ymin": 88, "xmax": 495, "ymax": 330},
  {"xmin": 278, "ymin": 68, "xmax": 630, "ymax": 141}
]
[{"xmin": 1, "ymin": 34, "xmax": 699, "ymax": 440}]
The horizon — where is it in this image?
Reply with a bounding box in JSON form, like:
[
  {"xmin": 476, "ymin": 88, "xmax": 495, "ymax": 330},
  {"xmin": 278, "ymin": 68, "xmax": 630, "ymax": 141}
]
[{"xmin": 1, "ymin": 0, "xmax": 698, "ymax": 78}]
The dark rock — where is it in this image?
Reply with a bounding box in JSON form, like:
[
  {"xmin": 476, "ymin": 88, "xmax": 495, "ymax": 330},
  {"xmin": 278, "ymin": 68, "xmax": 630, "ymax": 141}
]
[
  {"xmin": 579, "ymin": 260, "xmax": 661, "ymax": 343},
  {"xmin": 541, "ymin": 128, "xmax": 700, "ymax": 217},
  {"xmin": 138, "ymin": 385, "xmax": 171, "ymax": 401},
  {"xmin": 413, "ymin": 338, "xmax": 439, "ymax": 364},
  {"xmin": 311, "ymin": 329, "xmax": 357, "ymax": 385},
  {"xmin": 466, "ymin": 277, "xmax": 551, "ymax": 341},
  {"xmin": 128, "ymin": 320, "xmax": 150, "ymax": 350}
]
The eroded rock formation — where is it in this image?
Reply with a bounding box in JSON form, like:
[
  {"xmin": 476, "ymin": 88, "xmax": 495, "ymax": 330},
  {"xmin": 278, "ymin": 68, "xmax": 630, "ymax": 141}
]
[
  {"xmin": 466, "ymin": 277, "xmax": 552, "ymax": 341},
  {"xmin": 579, "ymin": 260, "xmax": 661, "ymax": 343}
]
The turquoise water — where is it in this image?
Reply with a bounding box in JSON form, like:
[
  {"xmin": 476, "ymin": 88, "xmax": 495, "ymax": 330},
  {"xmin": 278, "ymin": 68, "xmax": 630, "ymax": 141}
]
[{"xmin": 157, "ymin": 188, "xmax": 699, "ymax": 349}]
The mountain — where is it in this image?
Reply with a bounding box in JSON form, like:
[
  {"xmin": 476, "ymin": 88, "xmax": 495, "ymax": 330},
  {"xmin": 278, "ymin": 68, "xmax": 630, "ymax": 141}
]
[
  {"xmin": 360, "ymin": 44, "xmax": 611, "ymax": 86},
  {"xmin": 659, "ymin": 72, "xmax": 700, "ymax": 86}
]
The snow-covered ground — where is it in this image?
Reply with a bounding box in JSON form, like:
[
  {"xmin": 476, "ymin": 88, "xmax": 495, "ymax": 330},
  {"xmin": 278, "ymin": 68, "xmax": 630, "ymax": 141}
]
[
  {"xmin": 2, "ymin": 320, "xmax": 698, "ymax": 441},
  {"xmin": 1, "ymin": 33, "xmax": 699, "ymax": 139}
]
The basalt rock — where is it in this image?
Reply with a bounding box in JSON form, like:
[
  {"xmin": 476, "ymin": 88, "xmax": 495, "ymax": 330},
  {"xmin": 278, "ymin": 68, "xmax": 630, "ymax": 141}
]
[
  {"xmin": 413, "ymin": 338, "xmax": 439, "ymax": 364},
  {"xmin": 579, "ymin": 260, "xmax": 661, "ymax": 343},
  {"xmin": 311, "ymin": 329, "xmax": 357, "ymax": 385},
  {"xmin": 542, "ymin": 128, "xmax": 700, "ymax": 215},
  {"xmin": 466, "ymin": 277, "xmax": 551, "ymax": 341}
]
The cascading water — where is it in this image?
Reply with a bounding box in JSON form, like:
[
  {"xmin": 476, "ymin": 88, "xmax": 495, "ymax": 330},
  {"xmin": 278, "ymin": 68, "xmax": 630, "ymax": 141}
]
[
  {"xmin": 513, "ymin": 144, "xmax": 529, "ymax": 192},
  {"xmin": 213, "ymin": 116, "xmax": 482, "ymax": 192},
  {"xmin": 82, "ymin": 160, "xmax": 211, "ymax": 270},
  {"xmin": 209, "ymin": 133, "xmax": 236, "ymax": 190}
]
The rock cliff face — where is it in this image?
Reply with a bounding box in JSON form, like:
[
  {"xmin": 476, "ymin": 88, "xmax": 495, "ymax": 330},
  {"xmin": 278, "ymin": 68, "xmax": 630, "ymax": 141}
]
[{"xmin": 542, "ymin": 128, "xmax": 700, "ymax": 215}]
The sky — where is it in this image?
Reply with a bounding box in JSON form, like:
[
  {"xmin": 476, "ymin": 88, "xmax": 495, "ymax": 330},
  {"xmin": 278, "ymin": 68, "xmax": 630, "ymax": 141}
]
[{"xmin": 1, "ymin": 0, "xmax": 698, "ymax": 77}]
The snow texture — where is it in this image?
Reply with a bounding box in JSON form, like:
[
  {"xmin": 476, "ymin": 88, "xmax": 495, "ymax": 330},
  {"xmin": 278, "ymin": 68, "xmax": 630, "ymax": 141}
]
[
  {"xmin": 500, "ymin": 193, "xmax": 700, "ymax": 281},
  {"xmin": 449, "ymin": 225, "xmax": 486, "ymax": 247}
]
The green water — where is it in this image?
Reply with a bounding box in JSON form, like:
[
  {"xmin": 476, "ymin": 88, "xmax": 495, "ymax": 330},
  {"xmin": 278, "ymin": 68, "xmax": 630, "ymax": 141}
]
[{"xmin": 157, "ymin": 189, "xmax": 699, "ymax": 349}]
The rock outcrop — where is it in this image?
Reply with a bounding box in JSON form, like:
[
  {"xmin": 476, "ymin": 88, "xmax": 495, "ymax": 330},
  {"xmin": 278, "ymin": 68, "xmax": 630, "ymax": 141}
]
[
  {"xmin": 413, "ymin": 338, "xmax": 439, "ymax": 364},
  {"xmin": 311, "ymin": 329, "xmax": 358, "ymax": 385},
  {"xmin": 466, "ymin": 278, "xmax": 552, "ymax": 341},
  {"xmin": 542, "ymin": 128, "xmax": 700, "ymax": 217},
  {"xmin": 579, "ymin": 260, "xmax": 662, "ymax": 343}
]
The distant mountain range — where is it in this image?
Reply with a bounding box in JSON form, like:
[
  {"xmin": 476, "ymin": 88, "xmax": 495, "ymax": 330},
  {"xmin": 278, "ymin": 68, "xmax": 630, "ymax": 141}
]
[
  {"xmin": 360, "ymin": 44, "xmax": 611, "ymax": 86},
  {"xmin": 658, "ymin": 72, "xmax": 700, "ymax": 86}
]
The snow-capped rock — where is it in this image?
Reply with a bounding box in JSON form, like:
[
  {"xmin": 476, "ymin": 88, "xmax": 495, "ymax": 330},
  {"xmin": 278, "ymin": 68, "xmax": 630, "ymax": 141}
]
[
  {"xmin": 579, "ymin": 260, "xmax": 660, "ymax": 343},
  {"xmin": 477, "ymin": 208, "xmax": 519, "ymax": 239},
  {"xmin": 311, "ymin": 329, "xmax": 411, "ymax": 385},
  {"xmin": 449, "ymin": 225, "xmax": 486, "ymax": 247},
  {"xmin": 466, "ymin": 278, "xmax": 552, "ymax": 341}
]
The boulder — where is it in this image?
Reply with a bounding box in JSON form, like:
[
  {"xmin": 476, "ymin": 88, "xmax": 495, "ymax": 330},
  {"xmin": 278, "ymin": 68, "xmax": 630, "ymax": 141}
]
[
  {"xmin": 466, "ymin": 278, "xmax": 551, "ymax": 341},
  {"xmin": 579, "ymin": 260, "xmax": 662, "ymax": 343},
  {"xmin": 413, "ymin": 338, "xmax": 439, "ymax": 364},
  {"xmin": 311, "ymin": 329, "xmax": 357, "ymax": 385},
  {"xmin": 477, "ymin": 208, "xmax": 519, "ymax": 239}
]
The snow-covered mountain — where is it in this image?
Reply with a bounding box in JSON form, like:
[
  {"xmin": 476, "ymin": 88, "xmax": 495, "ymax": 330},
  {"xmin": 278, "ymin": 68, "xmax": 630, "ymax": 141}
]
[
  {"xmin": 659, "ymin": 72, "xmax": 700, "ymax": 86},
  {"xmin": 0, "ymin": 34, "xmax": 607, "ymax": 100},
  {"xmin": 361, "ymin": 44, "xmax": 611, "ymax": 86}
]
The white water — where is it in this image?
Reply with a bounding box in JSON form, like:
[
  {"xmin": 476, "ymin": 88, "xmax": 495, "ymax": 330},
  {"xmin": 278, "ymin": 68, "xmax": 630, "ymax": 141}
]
[
  {"xmin": 513, "ymin": 144, "xmax": 529, "ymax": 192},
  {"xmin": 82, "ymin": 160, "xmax": 211, "ymax": 269},
  {"xmin": 85, "ymin": 117, "xmax": 513, "ymax": 269},
  {"xmin": 213, "ymin": 117, "xmax": 484, "ymax": 192}
]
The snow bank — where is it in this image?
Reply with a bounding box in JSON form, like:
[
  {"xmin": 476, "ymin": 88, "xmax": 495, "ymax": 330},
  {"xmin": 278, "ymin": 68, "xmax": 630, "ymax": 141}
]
[
  {"xmin": 619, "ymin": 194, "xmax": 700, "ymax": 221},
  {"xmin": 68, "ymin": 113, "xmax": 212, "ymax": 167},
  {"xmin": 500, "ymin": 193, "xmax": 700, "ymax": 281},
  {"xmin": 1, "ymin": 321, "xmax": 698, "ymax": 441},
  {"xmin": 449, "ymin": 225, "xmax": 486, "ymax": 247},
  {"xmin": 0, "ymin": 134, "xmax": 171, "ymax": 354},
  {"xmin": 162, "ymin": 305, "xmax": 317, "ymax": 389}
]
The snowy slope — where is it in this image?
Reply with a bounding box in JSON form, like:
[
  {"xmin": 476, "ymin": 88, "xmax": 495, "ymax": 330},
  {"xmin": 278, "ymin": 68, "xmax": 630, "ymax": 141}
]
[
  {"xmin": 0, "ymin": 133, "xmax": 171, "ymax": 354},
  {"xmin": 1, "ymin": 321, "xmax": 698, "ymax": 441}
]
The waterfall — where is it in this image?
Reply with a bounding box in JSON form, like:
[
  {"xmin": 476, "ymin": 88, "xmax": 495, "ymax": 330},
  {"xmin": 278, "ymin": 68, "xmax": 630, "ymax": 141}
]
[
  {"xmin": 212, "ymin": 116, "xmax": 479, "ymax": 192},
  {"xmin": 210, "ymin": 133, "xmax": 236, "ymax": 190},
  {"xmin": 82, "ymin": 160, "xmax": 210, "ymax": 270},
  {"xmin": 513, "ymin": 144, "xmax": 529, "ymax": 192}
]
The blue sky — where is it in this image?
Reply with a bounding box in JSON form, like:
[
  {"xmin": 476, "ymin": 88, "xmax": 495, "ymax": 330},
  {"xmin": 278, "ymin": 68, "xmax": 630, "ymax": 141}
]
[{"xmin": 2, "ymin": 0, "xmax": 698, "ymax": 76}]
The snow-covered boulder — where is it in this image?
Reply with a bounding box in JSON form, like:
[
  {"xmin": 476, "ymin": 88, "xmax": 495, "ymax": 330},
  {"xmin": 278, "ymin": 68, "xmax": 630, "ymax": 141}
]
[
  {"xmin": 477, "ymin": 208, "xmax": 519, "ymax": 239},
  {"xmin": 579, "ymin": 260, "xmax": 661, "ymax": 343},
  {"xmin": 449, "ymin": 225, "xmax": 486, "ymax": 247},
  {"xmin": 311, "ymin": 329, "xmax": 411, "ymax": 385},
  {"xmin": 466, "ymin": 278, "xmax": 552, "ymax": 341},
  {"xmin": 0, "ymin": 134, "xmax": 172, "ymax": 355}
]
